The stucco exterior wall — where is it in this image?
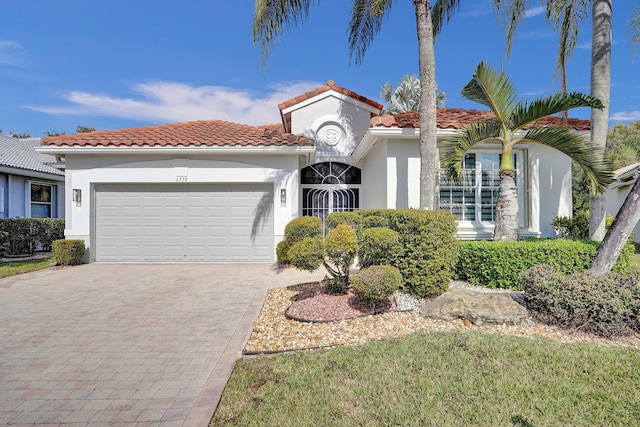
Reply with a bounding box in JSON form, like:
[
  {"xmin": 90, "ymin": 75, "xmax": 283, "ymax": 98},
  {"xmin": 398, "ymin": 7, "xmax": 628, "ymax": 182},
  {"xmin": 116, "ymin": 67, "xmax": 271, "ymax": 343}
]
[
  {"xmin": 289, "ymin": 95, "xmax": 374, "ymax": 161},
  {"xmin": 63, "ymin": 153, "xmax": 301, "ymax": 259},
  {"xmin": 359, "ymin": 140, "xmax": 388, "ymax": 209},
  {"xmin": 371, "ymin": 138, "xmax": 572, "ymax": 238},
  {"xmin": 0, "ymin": 174, "xmax": 63, "ymax": 219}
]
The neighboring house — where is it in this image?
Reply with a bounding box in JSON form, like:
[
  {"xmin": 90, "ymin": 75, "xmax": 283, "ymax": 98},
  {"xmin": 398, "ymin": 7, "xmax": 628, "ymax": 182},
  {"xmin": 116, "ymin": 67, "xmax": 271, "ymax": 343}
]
[
  {"xmin": 605, "ymin": 162, "xmax": 640, "ymax": 242},
  {"xmin": 0, "ymin": 135, "xmax": 65, "ymax": 219},
  {"xmin": 39, "ymin": 81, "xmax": 584, "ymax": 263}
]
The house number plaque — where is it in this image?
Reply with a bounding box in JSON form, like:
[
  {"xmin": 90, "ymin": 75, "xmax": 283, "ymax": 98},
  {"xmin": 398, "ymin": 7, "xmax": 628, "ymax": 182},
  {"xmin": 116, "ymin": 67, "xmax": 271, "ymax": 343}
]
[{"xmin": 176, "ymin": 176, "xmax": 188, "ymax": 182}]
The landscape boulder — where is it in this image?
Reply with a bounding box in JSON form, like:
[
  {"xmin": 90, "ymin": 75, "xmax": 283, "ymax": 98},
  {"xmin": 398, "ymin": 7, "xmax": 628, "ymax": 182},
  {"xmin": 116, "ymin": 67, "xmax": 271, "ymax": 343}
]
[{"xmin": 420, "ymin": 288, "xmax": 529, "ymax": 326}]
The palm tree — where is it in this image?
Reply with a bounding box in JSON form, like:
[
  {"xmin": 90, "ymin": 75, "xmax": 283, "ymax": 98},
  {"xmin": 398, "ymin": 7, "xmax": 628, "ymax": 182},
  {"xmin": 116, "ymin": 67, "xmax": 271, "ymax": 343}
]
[
  {"xmin": 253, "ymin": 0, "xmax": 463, "ymax": 210},
  {"xmin": 381, "ymin": 74, "xmax": 446, "ymax": 114},
  {"xmin": 440, "ymin": 61, "xmax": 613, "ymax": 241}
]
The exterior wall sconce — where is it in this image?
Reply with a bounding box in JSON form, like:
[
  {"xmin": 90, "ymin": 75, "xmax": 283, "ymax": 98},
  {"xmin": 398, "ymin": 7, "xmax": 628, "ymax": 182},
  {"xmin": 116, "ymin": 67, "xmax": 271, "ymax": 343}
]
[
  {"xmin": 280, "ymin": 189, "xmax": 286, "ymax": 207},
  {"xmin": 72, "ymin": 189, "xmax": 82, "ymax": 204}
]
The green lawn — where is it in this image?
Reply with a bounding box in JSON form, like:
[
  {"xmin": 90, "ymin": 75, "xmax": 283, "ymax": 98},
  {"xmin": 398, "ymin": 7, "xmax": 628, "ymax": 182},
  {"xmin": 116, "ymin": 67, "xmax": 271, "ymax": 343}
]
[
  {"xmin": 212, "ymin": 331, "xmax": 640, "ymax": 426},
  {"xmin": 0, "ymin": 257, "xmax": 54, "ymax": 279}
]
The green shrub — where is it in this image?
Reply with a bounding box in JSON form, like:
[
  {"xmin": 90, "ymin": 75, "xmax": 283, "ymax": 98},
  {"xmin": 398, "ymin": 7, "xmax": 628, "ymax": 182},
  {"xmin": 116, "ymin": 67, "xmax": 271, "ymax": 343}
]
[
  {"xmin": 351, "ymin": 265, "xmax": 402, "ymax": 305},
  {"xmin": 288, "ymin": 237, "xmax": 324, "ymax": 272},
  {"xmin": 0, "ymin": 218, "xmax": 65, "ymax": 255},
  {"xmin": 521, "ymin": 266, "xmax": 640, "ymax": 337},
  {"xmin": 551, "ymin": 210, "xmax": 615, "ymax": 239},
  {"xmin": 326, "ymin": 211, "xmax": 361, "ymax": 230},
  {"xmin": 360, "ymin": 215, "xmax": 389, "ymax": 229},
  {"xmin": 276, "ymin": 240, "xmax": 290, "ymax": 265},
  {"xmin": 0, "ymin": 231, "xmax": 8, "ymax": 255},
  {"xmin": 52, "ymin": 239, "xmax": 85, "ymax": 265},
  {"xmin": 284, "ymin": 216, "xmax": 322, "ymax": 244},
  {"xmin": 324, "ymin": 224, "xmax": 358, "ymax": 292},
  {"xmin": 456, "ymin": 238, "xmax": 635, "ymax": 290},
  {"xmin": 358, "ymin": 227, "xmax": 401, "ymax": 268},
  {"xmin": 383, "ymin": 209, "xmax": 459, "ymax": 298}
]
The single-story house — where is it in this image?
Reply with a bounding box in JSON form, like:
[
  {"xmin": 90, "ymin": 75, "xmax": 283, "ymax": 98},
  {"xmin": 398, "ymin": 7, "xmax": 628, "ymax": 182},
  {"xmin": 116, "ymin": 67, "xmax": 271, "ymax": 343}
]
[
  {"xmin": 605, "ymin": 162, "xmax": 640, "ymax": 242},
  {"xmin": 39, "ymin": 80, "xmax": 585, "ymax": 263},
  {"xmin": 0, "ymin": 135, "xmax": 65, "ymax": 219}
]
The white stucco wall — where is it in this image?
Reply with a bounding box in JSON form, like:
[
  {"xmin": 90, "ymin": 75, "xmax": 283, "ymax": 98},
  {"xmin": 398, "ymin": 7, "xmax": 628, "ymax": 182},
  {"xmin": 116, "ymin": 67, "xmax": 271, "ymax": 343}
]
[
  {"xmin": 63, "ymin": 152, "xmax": 301, "ymax": 260},
  {"xmin": 289, "ymin": 95, "xmax": 374, "ymax": 161},
  {"xmin": 359, "ymin": 140, "xmax": 388, "ymax": 209},
  {"xmin": 364, "ymin": 137, "xmax": 573, "ymax": 238},
  {"xmin": 530, "ymin": 144, "xmax": 572, "ymax": 237}
]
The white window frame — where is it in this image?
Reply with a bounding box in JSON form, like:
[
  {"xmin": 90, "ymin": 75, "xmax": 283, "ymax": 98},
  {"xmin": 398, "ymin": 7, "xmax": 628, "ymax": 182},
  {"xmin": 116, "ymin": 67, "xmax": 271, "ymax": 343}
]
[
  {"xmin": 439, "ymin": 149, "xmax": 526, "ymax": 227},
  {"xmin": 27, "ymin": 181, "xmax": 55, "ymax": 218}
]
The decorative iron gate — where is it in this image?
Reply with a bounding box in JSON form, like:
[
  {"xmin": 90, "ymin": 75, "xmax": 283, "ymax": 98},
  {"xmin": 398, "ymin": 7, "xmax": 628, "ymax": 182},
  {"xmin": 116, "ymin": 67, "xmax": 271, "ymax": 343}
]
[{"xmin": 300, "ymin": 162, "xmax": 361, "ymax": 230}]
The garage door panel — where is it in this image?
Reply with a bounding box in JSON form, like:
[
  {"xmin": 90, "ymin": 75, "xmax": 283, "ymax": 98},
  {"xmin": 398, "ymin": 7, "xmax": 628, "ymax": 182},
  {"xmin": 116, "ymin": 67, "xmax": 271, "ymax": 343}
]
[{"xmin": 95, "ymin": 184, "xmax": 273, "ymax": 262}]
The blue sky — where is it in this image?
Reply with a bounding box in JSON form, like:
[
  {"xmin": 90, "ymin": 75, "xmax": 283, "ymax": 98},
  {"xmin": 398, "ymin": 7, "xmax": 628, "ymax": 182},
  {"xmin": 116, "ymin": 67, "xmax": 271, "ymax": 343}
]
[{"xmin": 1, "ymin": 0, "xmax": 638, "ymax": 137}]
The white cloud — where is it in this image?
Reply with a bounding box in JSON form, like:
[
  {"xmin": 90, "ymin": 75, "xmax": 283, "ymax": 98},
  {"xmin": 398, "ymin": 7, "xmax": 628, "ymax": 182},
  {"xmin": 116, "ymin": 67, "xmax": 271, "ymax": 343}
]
[
  {"xmin": 0, "ymin": 40, "xmax": 25, "ymax": 66},
  {"xmin": 26, "ymin": 80, "xmax": 323, "ymax": 126},
  {"xmin": 521, "ymin": 89, "xmax": 550, "ymax": 97},
  {"xmin": 524, "ymin": 6, "xmax": 546, "ymax": 19},
  {"xmin": 610, "ymin": 111, "xmax": 640, "ymax": 121}
]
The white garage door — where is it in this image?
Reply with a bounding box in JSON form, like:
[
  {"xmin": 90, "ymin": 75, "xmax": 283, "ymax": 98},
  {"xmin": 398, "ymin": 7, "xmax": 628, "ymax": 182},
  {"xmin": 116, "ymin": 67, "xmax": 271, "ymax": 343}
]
[{"xmin": 95, "ymin": 184, "xmax": 274, "ymax": 262}]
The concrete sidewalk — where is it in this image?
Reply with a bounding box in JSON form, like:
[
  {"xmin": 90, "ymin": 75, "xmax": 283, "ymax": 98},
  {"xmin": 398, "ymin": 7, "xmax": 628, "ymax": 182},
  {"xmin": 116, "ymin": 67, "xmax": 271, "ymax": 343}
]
[{"xmin": 0, "ymin": 263, "xmax": 323, "ymax": 426}]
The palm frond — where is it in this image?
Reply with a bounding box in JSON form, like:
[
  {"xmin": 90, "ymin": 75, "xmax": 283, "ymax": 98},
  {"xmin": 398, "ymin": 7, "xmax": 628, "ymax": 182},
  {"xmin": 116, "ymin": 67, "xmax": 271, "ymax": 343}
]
[
  {"xmin": 546, "ymin": 0, "xmax": 589, "ymax": 83},
  {"xmin": 253, "ymin": 0, "xmax": 318, "ymax": 66},
  {"xmin": 510, "ymin": 92, "xmax": 603, "ymax": 130},
  {"xmin": 521, "ymin": 126, "xmax": 614, "ymax": 193},
  {"xmin": 493, "ymin": 0, "xmax": 527, "ymax": 57},
  {"xmin": 461, "ymin": 62, "xmax": 517, "ymax": 124},
  {"xmin": 440, "ymin": 120, "xmax": 502, "ymax": 180},
  {"xmin": 432, "ymin": 0, "xmax": 464, "ymax": 38},
  {"xmin": 630, "ymin": 2, "xmax": 640, "ymax": 55},
  {"xmin": 348, "ymin": 0, "xmax": 393, "ymax": 65}
]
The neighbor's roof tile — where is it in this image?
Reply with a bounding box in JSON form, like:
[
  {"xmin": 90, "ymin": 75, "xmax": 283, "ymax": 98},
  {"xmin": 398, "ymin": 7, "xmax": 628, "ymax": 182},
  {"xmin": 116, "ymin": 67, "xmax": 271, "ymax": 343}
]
[
  {"xmin": 0, "ymin": 136, "xmax": 64, "ymax": 175},
  {"xmin": 41, "ymin": 120, "xmax": 315, "ymax": 148},
  {"xmin": 278, "ymin": 80, "xmax": 383, "ymax": 111},
  {"xmin": 370, "ymin": 108, "xmax": 591, "ymax": 130}
]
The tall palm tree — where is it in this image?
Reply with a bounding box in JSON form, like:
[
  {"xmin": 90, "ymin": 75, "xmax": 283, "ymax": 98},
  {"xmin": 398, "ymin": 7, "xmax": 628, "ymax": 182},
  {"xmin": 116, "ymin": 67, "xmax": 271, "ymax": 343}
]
[
  {"xmin": 440, "ymin": 61, "xmax": 612, "ymax": 241},
  {"xmin": 253, "ymin": 0, "xmax": 463, "ymax": 210}
]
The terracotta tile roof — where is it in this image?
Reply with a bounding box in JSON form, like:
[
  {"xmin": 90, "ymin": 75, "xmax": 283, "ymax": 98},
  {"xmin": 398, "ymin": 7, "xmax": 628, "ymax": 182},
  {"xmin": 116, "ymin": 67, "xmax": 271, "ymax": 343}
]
[
  {"xmin": 41, "ymin": 120, "xmax": 314, "ymax": 148},
  {"xmin": 370, "ymin": 108, "xmax": 592, "ymax": 130},
  {"xmin": 278, "ymin": 80, "xmax": 383, "ymax": 111}
]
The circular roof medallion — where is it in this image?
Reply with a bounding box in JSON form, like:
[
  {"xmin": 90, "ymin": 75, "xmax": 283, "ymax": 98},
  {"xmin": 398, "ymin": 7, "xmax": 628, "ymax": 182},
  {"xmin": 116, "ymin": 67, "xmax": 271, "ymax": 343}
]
[{"xmin": 320, "ymin": 124, "xmax": 345, "ymax": 147}]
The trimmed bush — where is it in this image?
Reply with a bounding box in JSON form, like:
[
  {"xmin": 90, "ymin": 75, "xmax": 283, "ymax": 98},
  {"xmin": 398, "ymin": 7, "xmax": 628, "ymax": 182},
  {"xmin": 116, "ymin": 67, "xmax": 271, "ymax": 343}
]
[
  {"xmin": 360, "ymin": 215, "xmax": 389, "ymax": 230},
  {"xmin": 324, "ymin": 224, "xmax": 358, "ymax": 292},
  {"xmin": 288, "ymin": 237, "xmax": 325, "ymax": 272},
  {"xmin": 351, "ymin": 265, "xmax": 402, "ymax": 305},
  {"xmin": 455, "ymin": 238, "xmax": 635, "ymax": 290},
  {"xmin": 358, "ymin": 227, "xmax": 401, "ymax": 268},
  {"xmin": 52, "ymin": 239, "xmax": 86, "ymax": 265},
  {"xmin": 384, "ymin": 209, "xmax": 459, "ymax": 298},
  {"xmin": 521, "ymin": 265, "xmax": 640, "ymax": 337},
  {"xmin": 276, "ymin": 240, "xmax": 290, "ymax": 265},
  {"xmin": 0, "ymin": 218, "xmax": 65, "ymax": 255},
  {"xmin": 284, "ymin": 216, "xmax": 322, "ymax": 244},
  {"xmin": 326, "ymin": 211, "xmax": 361, "ymax": 230}
]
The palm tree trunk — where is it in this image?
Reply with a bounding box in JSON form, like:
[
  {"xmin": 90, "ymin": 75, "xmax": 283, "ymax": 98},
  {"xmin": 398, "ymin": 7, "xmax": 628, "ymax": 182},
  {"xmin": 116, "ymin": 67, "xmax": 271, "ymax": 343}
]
[
  {"xmin": 494, "ymin": 170, "xmax": 519, "ymax": 241},
  {"xmin": 415, "ymin": 0, "xmax": 438, "ymax": 210},
  {"xmin": 588, "ymin": 0, "xmax": 611, "ymax": 241},
  {"xmin": 590, "ymin": 176, "xmax": 640, "ymax": 275}
]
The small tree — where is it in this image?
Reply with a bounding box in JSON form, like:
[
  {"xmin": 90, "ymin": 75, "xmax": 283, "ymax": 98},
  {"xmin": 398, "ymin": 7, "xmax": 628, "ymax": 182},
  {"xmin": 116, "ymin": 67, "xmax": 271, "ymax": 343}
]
[{"xmin": 288, "ymin": 223, "xmax": 358, "ymax": 293}]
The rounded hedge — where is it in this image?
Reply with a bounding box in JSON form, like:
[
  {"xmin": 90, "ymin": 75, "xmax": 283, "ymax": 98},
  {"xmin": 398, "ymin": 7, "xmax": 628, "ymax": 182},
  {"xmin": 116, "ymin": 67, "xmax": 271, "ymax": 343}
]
[
  {"xmin": 284, "ymin": 216, "xmax": 322, "ymax": 244},
  {"xmin": 351, "ymin": 265, "xmax": 402, "ymax": 305},
  {"xmin": 288, "ymin": 237, "xmax": 325, "ymax": 272},
  {"xmin": 358, "ymin": 227, "xmax": 401, "ymax": 268}
]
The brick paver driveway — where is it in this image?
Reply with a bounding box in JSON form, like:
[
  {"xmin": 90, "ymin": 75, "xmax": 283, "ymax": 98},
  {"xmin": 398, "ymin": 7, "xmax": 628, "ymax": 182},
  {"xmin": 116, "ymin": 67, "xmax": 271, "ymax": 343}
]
[{"xmin": 0, "ymin": 263, "xmax": 323, "ymax": 426}]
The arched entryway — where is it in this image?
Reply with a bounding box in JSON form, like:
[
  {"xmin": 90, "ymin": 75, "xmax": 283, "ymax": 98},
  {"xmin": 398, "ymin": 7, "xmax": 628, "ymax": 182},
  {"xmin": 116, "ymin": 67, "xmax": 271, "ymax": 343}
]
[{"xmin": 301, "ymin": 162, "xmax": 361, "ymax": 228}]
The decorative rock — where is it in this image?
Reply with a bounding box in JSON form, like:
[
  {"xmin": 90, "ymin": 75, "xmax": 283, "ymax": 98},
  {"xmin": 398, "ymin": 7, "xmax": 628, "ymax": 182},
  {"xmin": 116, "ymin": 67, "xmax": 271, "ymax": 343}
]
[{"xmin": 420, "ymin": 288, "xmax": 529, "ymax": 326}]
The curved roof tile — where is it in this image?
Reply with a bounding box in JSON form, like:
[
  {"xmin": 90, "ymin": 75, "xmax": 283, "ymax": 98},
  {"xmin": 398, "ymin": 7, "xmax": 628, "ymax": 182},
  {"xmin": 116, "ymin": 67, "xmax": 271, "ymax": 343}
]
[{"xmin": 41, "ymin": 120, "xmax": 315, "ymax": 148}]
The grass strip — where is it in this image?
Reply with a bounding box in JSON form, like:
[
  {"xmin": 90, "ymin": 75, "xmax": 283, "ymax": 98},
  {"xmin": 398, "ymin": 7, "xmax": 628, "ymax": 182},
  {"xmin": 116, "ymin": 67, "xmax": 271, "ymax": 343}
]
[
  {"xmin": 0, "ymin": 257, "xmax": 54, "ymax": 279},
  {"xmin": 213, "ymin": 330, "xmax": 640, "ymax": 426}
]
